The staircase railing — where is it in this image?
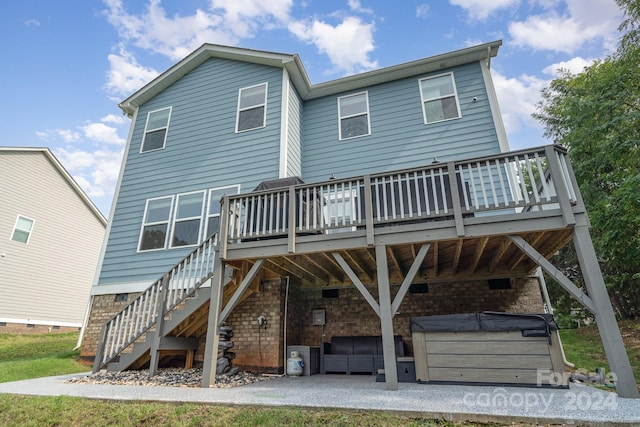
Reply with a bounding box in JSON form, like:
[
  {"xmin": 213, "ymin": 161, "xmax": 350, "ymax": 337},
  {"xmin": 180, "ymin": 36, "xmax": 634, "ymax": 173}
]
[{"xmin": 93, "ymin": 233, "xmax": 218, "ymax": 372}]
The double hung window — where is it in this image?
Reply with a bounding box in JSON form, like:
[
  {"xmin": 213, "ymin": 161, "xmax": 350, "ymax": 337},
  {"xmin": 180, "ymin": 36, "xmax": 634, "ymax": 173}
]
[
  {"xmin": 170, "ymin": 192, "xmax": 205, "ymax": 248},
  {"xmin": 11, "ymin": 215, "xmax": 34, "ymax": 244},
  {"xmin": 419, "ymin": 73, "xmax": 461, "ymax": 124},
  {"xmin": 236, "ymin": 83, "xmax": 267, "ymax": 132},
  {"xmin": 338, "ymin": 92, "xmax": 370, "ymax": 140},
  {"xmin": 141, "ymin": 107, "xmax": 172, "ymax": 153},
  {"xmin": 138, "ymin": 197, "xmax": 173, "ymax": 251}
]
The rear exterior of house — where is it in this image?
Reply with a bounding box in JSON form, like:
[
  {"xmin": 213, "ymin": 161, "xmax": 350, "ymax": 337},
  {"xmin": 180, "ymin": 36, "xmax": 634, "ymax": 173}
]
[
  {"xmin": 0, "ymin": 148, "xmax": 106, "ymax": 333},
  {"xmin": 81, "ymin": 42, "xmax": 639, "ymax": 397}
]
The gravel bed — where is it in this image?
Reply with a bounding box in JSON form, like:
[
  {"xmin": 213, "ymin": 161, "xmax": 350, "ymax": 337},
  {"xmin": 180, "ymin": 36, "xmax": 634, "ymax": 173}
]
[{"xmin": 65, "ymin": 368, "xmax": 277, "ymax": 388}]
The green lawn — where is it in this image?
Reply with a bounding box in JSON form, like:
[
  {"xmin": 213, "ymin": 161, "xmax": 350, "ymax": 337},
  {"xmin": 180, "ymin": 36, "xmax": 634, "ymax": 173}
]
[
  {"xmin": 559, "ymin": 320, "xmax": 640, "ymax": 385},
  {"xmin": 0, "ymin": 333, "xmax": 88, "ymax": 383}
]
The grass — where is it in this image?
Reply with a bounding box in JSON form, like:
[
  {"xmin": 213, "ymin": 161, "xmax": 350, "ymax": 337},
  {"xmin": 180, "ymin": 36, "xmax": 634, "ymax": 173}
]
[
  {"xmin": 0, "ymin": 325, "xmax": 639, "ymax": 426},
  {"xmin": 0, "ymin": 396, "xmax": 480, "ymax": 427},
  {"xmin": 0, "ymin": 333, "xmax": 88, "ymax": 383},
  {"xmin": 559, "ymin": 319, "xmax": 640, "ymax": 384}
]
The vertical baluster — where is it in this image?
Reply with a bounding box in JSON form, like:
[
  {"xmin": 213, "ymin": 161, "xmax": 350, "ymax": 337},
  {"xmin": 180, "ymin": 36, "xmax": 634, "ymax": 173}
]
[
  {"xmin": 381, "ymin": 176, "xmax": 388, "ymax": 220},
  {"xmin": 298, "ymin": 189, "xmax": 303, "ymax": 231},
  {"xmin": 534, "ymin": 153, "xmax": 552, "ymax": 202},
  {"xmin": 557, "ymin": 151, "xmax": 577, "ymax": 202},
  {"xmin": 421, "ymin": 170, "xmax": 431, "ymax": 215},
  {"xmin": 406, "ymin": 173, "xmax": 414, "ymax": 218},
  {"xmin": 109, "ymin": 315, "xmax": 120, "ymax": 357},
  {"xmin": 524, "ymin": 154, "xmax": 541, "ymax": 205},
  {"xmin": 429, "ymin": 169, "xmax": 439, "ymax": 214},
  {"xmin": 513, "ymin": 156, "xmax": 530, "ymax": 205},
  {"xmin": 486, "ymin": 160, "xmax": 499, "ymax": 208},
  {"xmin": 475, "ymin": 162, "xmax": 489, "ymax": 209},
  {"xmin": 125, "ymin": 301, "xmax": 136, "ymax": 344},
  {"xmin": 438, "ymin": 167, "xmax": 448, "ymax": 214},
  {"xmin": 466, "ymin": 163, "xmax": 479, "ymax": 209},
  {"xmin": 397, "ymin": 174, "xmax": 405, "ymax": 219},
  {"xmin": 374, "ymin": 178, "xmax": 381, "ymax": 221},
  {"xmin": 457, "ymin": 165, "xmax": 470, "ymax": 210},
  {"xmin": 390, "ymin": 175, "xmax": 397, "ymax": 220},
  {"xmin": 347, "ymin": 181, "xmax": 354, "ymax": 225},
  {"xmin": 495, "ymin": 159, "xmax": 508, "ymax": 207},
  {"xmin": 338, "ymin": 182, "xmax": 345, "ymax": 226}
]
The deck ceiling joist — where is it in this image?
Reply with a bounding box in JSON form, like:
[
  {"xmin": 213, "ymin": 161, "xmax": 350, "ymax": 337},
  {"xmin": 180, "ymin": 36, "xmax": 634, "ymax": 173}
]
[{"xmin": 249, "ymin": 228, "xmax": 573, "ymax": 289}]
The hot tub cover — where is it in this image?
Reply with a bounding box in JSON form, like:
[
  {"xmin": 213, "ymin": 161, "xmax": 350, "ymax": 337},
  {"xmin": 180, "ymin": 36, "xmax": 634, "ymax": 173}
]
[{"xmin": 410, "ymin": 312, "xmax": 558, "ymax": 333}]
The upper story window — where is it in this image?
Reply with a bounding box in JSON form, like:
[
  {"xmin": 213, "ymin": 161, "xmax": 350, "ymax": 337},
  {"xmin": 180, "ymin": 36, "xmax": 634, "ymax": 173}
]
[
  {"xmin": 141, "ymin": 107, "xmax": 172, "ymax": 153},
  {"xmin": 170, "ymin": 191, "xmax": 205, "ymax": 248},
  {"xmin": 11, "ymin": 215, "xmax": 34, "ymax": 244},
  {"xmin": 206, "ymin": 185, "xmax": 240, "ymax": 239},
  {"xmin": 138, "ymin": 196, "xmax": 174, "ymax": 251},
  {"xmin": 236, "ymin": 83, "xmax": 267, "ymax": 132},
  {"xmin": 338, "ymin": 92, "xmax": 371, "ymax": 140},
  {"xmin": 419, "ymin": 73, "xmax": 461, "ymax": 124}
]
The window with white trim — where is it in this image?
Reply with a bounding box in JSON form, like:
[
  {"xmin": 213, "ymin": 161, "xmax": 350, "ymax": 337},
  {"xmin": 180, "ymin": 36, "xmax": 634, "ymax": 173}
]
[
  {"xmin": 138, "ymin": 196, "xmax": 174, "ymax": 251},
  {"xmin": 236, "ymin": 83, "xmax": 267, "ymax": 132},
  {"xmin": 205, "ymin": 185, "xmax": 240, "ymax": 239},
  {"xmin": 141, "ymin": 107, "xmax": 172, "ymax": 153},
  {"xmin": 11, "ymin": 215, "xmax": 34, "ymax": 244},
  {"xmin": 419, "ymin": 73, "xmax": 461, "ymax": 124},
  {"xmin": 338, "ymin": 92, "xmax": 371, "ymax": 140},
  {"xmin": 170, "ymin": 191, "xmax": 205, "ymax": 248}
]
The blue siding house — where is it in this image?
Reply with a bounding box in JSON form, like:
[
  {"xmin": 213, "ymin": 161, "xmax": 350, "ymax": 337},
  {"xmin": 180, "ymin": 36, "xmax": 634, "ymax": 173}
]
[{"xmin": 83, "ymin": 41, "xmax": 638, "ymax": 397}]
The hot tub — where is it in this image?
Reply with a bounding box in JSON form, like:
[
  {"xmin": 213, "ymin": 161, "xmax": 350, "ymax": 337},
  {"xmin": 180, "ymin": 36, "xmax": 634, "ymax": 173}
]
[{"xmin": 410, "ymin": 312, "xmax": 568, "ymax": 387}]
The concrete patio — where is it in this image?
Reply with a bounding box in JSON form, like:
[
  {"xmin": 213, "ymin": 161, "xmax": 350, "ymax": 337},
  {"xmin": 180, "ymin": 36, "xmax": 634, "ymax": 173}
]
[{"xmin": 1, "ymin": 372, "xmax": 639, "ymax": 425}]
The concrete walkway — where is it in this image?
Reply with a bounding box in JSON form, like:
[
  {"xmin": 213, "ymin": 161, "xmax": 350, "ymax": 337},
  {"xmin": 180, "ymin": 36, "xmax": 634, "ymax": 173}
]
[{"xmin": 1, "ymin": 373, "xmax": 639, "ymax": 425}]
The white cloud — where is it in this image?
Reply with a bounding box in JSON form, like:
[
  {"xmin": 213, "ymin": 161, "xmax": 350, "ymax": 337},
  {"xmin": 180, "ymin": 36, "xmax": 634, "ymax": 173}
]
[
  {"xmin": 416, "ymin": 4, "xmax": 430, "ymax": 18},
  {"xmin": 81, "ymin": 122, "xmax": 126, "ymax": 145},
  {"xmin": 24, "ymin": 19, "xmax": 40, "ymax": 27},
  {"xmin": 491, "ymin": 70, "xmax": 548, "ymax": 134},
  {"xmin": 104, "ymin": 45, "xmax": 159, "ymax": 98},
  {"xmin": 101, "ymin": 114, "xmax": 128, "ymax": 125},
  {"xmin": 55, "ymin": 147, "xmax": 124, "ymax": 199},
  {"xmin": 449, "ymin": 0, "xmax": 519, "ymax": 21},
  {"xmin": 348, "ymin": 0, "xmax": 373, "ymax": 14},
  {"xmin": 543, "ymin": 56, "xmax": 595, "ymax": 76},
  {"xmin": 289, "ymin": 16, "xmax": 378, "ymax": 75},
  {"xmin": 35, "ymin": 129, "xmax": 81, "ymax": 142},
  {"xmin": 509, "ymin": 0, "xmax": 622, "ymax": 54}
]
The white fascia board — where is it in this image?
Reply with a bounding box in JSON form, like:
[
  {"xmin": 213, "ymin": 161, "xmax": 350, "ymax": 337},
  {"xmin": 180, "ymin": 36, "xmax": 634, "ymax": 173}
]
[{"xmin": 0, "ymin": 317, "xmax": 82, "ymax": 328}]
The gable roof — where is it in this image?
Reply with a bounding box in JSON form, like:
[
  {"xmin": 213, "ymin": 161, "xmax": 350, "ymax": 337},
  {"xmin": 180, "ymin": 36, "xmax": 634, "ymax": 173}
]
[
  {"xmin": 118, "ymin": 40, "xmax": 502, "ymax": 116},
  {"xmin": 0, "ymin": 147, "xmax": 107, "ymax": 225}
]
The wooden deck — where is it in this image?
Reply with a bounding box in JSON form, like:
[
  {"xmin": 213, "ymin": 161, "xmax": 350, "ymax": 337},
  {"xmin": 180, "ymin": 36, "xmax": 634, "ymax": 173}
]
[{"xmin": 219, "ymin": 144, "xmax": 583, "ymax": 288}]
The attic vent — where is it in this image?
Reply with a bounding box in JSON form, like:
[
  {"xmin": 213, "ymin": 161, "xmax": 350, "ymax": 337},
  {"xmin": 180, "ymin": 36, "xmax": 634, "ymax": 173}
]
[
  {"xmin": 115, "ymin": 293, "xmax": 129, "ymax": 302},
  {"xmin": 0, "ymin": 322, "xmax": 6, "ymax": 327},
  {"xmin": 322, "ymin": 289, "xmax": 339, "ymax": 299},
  {"xmin": 488, "ymin": 278, "xmax": 512, "ymax": 290},
  {"xmin": 409, "ymin": 284, "xmax": 429, "ymax": 294}
]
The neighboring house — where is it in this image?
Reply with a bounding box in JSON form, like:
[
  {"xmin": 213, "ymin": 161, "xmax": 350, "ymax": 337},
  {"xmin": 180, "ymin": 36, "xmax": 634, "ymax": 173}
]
[
  {"xmin": 0, "ymin": 147, "xmax": 107, "ymax": 333},
  {"xmin": 82, "ymin": 41, "xmax": 638, "ymax": 398}
]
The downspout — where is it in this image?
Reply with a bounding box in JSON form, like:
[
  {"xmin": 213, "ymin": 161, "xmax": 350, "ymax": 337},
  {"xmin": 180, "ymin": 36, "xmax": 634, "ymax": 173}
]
[
  {"xmin": 283, "ymin": 276, "xmax": 290, "ymax": 374},
  {"xmin": 536, "ymin": 267, "xmax": 574, "ymax": 368},
  {"xmin": 74, "ymin": 295, "xmax": 93, "ymax": 350}
]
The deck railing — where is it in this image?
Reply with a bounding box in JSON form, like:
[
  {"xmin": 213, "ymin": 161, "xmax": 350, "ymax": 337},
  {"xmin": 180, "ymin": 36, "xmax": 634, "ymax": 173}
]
[
  {"xmin": 222, "ymin": 145, "xmax": 578, "ymax": 243},
  {"xmin": 93, "ymin": 233, "xmax": 218, "ymax": 372}
]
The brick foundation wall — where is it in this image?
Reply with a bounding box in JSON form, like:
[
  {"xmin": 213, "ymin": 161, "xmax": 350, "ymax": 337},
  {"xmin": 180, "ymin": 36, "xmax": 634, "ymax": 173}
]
[
  {"xmin": 81, "ymin": 276, "xmax": 543, "ymax": 372},
  {"xmin": 224, "ymin": 279, "xmax": 284, "ymax": 374},
  {"xmin": 0, "ymin": 322, "xmax": 80, "ymax": 335},
  {"xmin": 79, "ymin": 292, "xmax": 141, "ymax": 365},
  {"xmin": 288, "ymin": 277, "xmax": 543, "ymax": 356}
]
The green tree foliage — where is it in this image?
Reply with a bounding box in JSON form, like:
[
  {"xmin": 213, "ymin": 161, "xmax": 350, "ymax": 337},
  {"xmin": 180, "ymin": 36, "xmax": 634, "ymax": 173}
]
[{"xmin": 534, "ymin": 0, "xmax": 640, "ymax": 319}]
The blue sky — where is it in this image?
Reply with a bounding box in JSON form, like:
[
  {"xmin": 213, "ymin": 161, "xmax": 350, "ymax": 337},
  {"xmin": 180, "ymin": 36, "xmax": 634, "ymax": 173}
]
[{"xmin": 0, "ymin": 0, "xmax": 624, "ymax": 216}]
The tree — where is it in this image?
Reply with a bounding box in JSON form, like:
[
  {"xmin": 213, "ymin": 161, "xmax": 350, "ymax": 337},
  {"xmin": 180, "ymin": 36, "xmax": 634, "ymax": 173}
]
[{"xmin": 534, "ymin": 1, "xmax": 640, "ymax": 319}]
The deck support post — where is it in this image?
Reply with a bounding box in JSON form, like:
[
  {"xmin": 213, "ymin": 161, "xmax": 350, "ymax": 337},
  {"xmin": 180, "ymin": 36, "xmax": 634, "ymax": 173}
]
[
  {"xmin": 572, "ymin": 225, "xmax": 639, "ymax": 398},
  {"xmin": 375, "ymin": 244, "xmax": 398, "ymax": 390},
  {"xmin": 202, "ymin": 256, "xmax": 225, "ymax": 387},
  {"xmin": 148, "ymin": 273, "xmax": 169, "ymax": 378}
]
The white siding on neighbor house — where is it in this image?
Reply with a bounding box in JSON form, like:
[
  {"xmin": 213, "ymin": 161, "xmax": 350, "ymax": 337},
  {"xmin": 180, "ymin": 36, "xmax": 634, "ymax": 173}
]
[
  {"xmin": 286, "ymin": 83, "xmax": 302, "ymax": 177},
  {"xmin": 301, "ymin": 61, "xmax": 501, "ymax": 182},
  {"xmin": 97, "ymin": 58, "xmax": 285, "ymax": 288},
  {"xmin": 0, "ymin": 151, "xmax": 105, "ymax": 325}
]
